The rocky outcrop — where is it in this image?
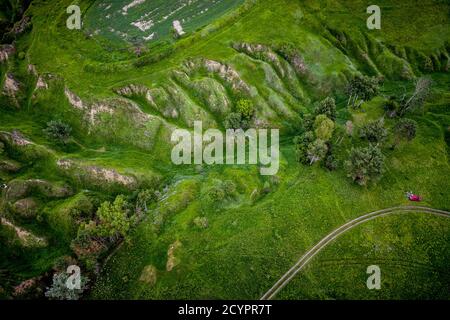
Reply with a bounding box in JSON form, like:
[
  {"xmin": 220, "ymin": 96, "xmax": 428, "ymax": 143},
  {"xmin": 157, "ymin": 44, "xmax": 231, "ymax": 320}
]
[
  {"xmin": 166, "ymin": 240, "xmax": 182, "ymax": 271},
  {"xmin": 12, "ymin": 276, "xmax": 43, "ymax": 298},
  {"xmin": 4, "ymin": 179, "xmax": 73, "ymax": 202},
  {"xmin": 0, "ymin": 131, "xmax": 51, "ymax": 161},
  {"xmin": 57, "ymin": 159, "xmax": 138, "ymax": 190},
  {"xmin": 0, "ymin": 130, "xmax": 33, "ymax": 147},
  {"xmin": 12, "ymin": 197, "xmax": 38, "ymax": 219},
  {"xmin": 0, "ymin": 159, "xmax": 21, "ymax": 173},
  {"xmin": 3, "ymin": 73, "xmax": 20, "ymax": 96},
  {"xmin": 35, "ymin": 76, "xmax": 48, "ymax": 90},
  {"xmin": 139, "ymin": 265, "xmax": 157, "ymax": 285},
  {"xmin": 10, "ymin": 15, "xmax": 31, "ymax": 35},
  {"xmin": 184, "ymin": 58, "xmax": 251, "ymax": 95},
  {"xmin": 0, "ymin": 45, "xmax": 15, "ymax": 63},
  {"xmin": 64, "ymin": 88, "xmax": 84, "ymax": 110},
  {"xmin": 115, "ymin": 84, "xmax": 149, "ymax": 97},
  {"xmin": 0, "ymin": 217, "xmax": 47, "ymax": 248}
]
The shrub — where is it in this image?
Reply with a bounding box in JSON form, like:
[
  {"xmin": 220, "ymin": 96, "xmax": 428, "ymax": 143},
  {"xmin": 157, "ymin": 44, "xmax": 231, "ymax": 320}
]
[
  {"xmin": 302, "ymin": 114, "xmax": 315, "ymax": 132},
  {"xmin": 43, "ymin": 120, "xmax": 72, "ymax": 145},
  {"xmin": 306, "ymin": 139, "xmax": 328, "ymax": 165},
  {"xmin": 45, "ymin": 272, "xmax": 89, "ymax": 300},
  {"xmin": 262, "ymin": 181, "xmax": 271, "ymax": 194},
  {"xmin": 314, "ymin": 97, "xmax": 337, "ymax": 120},
  {"xmin": 314, "ymin": 115, "xmax": 335, "ymax": 141},
  {"xmin": 236, "ymin": 99, "xmax": 255, "ymax": 120},
  {"xmin": 384, "ymin": 97, "xmax": 400, "ymax": 118},
  {"xmin": 359, "ymin": 119, "xmax": 387, "ymax": 143},
  {"xmin": 324, "ymin": 143, "xmax": 338, "ymax": 171},
  {"xmin": 393, "ymin": 118, "xmax": 417, "ymax": 148},
  {"xmin": 206, "ymin": 185, "xmax": 225, "ymax": 202},
  {"xmin": 345, "ymin": 145, "xmax": 385, "ymax": 186},
  {"xmin": 136, "ymin": 189, "xmax": 157, "ymax": 213},
  {"xmin": 225, "ymin": 112, "xmax": 247, "ymax": 129},
  {"xmin": 222, "ymin": 180, "xmax": 236, "ymax": 195},
  {"xmin": 325, "ymin": 155, "xmax": 338, "ymax": 171},
  {"xmin": 193, "ymin": 217, "xmax": 208, "ymax": 229},
  {"xmin": 70, "ymin": 195, "xmax": 94, "ymax": 219}
]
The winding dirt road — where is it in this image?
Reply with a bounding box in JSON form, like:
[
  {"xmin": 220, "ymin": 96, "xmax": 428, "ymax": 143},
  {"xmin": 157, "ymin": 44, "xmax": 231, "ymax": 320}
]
[{"xmin": 260, "ymin": 206, "xmax": 450, "ymax": 300}]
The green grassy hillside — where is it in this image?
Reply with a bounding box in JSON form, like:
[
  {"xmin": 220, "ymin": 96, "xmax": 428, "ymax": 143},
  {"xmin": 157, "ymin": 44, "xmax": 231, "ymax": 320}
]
[{"xmin": 0, "ymin": 0, "xmax": 449, "ymax": 300}]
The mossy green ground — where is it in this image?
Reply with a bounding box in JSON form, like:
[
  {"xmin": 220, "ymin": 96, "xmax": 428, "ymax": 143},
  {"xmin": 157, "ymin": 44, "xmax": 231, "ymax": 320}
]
[{"xmin": 1, "ymin": 0, "xmax": 449, "ymax": 299}]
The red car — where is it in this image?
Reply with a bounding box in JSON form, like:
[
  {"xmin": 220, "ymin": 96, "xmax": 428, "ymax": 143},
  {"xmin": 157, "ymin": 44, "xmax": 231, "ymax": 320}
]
[{"xmin": 406, "ymin": 192, "xmax": 422, "ymax": 202}]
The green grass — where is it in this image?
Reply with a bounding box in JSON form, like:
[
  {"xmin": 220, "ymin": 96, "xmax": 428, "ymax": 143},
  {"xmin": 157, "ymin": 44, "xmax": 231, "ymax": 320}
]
[
  {"xmin": 277, "ymin": 212, "xmax": 450, "ymax": 299},
  {"xmin": 1, "ymin": 0, "xmax": 449, "ymax": 299},
  {"xmin": 91, "ymin": 84, "xmax": 450, "ymax": 298}
]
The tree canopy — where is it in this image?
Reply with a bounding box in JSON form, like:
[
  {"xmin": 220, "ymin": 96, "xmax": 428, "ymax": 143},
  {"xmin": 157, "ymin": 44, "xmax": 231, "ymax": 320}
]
[{"xmin": 345, "ymin": 145, "xmax": 385, "ymax": 186}]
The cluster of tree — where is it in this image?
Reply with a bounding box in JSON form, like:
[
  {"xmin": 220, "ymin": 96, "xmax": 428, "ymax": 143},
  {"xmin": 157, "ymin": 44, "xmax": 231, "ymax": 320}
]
[
  {"xmin": 224, "ymin": 99, "xmax": 255, "ymax": 129},
  {"xmin": 346, "ymin": 112, "xmax": 385, "ymax": 186},
  {"xmin": 44, "ymin": 187, "xmax": 159, "ymax": 300},
  {"xmin": 340, "ymin": 73, "xmax": 423, "ymax": 186},
  {"xmin": 70, "ymin": 189, "xmax": 157, "ymax": 270},
  {"xmin": 294, "ymin": 97, "xmax": 337, "ymax": 168},
  {"xmin": 347, "ymin": 116, "xmax": 417, "ymax": 185}
]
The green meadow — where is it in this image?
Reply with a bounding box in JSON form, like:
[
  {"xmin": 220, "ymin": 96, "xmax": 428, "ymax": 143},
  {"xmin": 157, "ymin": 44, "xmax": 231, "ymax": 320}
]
[{"xmin": 0, "ymin": 0, "xmax": 449, "ymax": 299}]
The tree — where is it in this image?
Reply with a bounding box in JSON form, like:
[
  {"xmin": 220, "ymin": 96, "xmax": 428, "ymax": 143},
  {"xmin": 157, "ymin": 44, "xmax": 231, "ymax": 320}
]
[
  {"xmin": 393, "ymin": 118, "xmax": 417, "ymax": 148},
  {"xmin": 136, "ymin": 189, "xmax": 157, "ymax": 214},
  {"xmin": 399, "ymin": 77, "xmax": 432, "ymax": 116},
  {"xmin": 224, "ymin": 112, "xmax": 250, "ymax": 129},
  {"xmin": 206, "ymin": 185, "xmax": 225, "ymax": 202},
  {"xmin": 314, "ymin": 97, "xmax": 337, "ymax": 120},
  {"xmin": 224, "ymin": 112, "xmax": 241, "ymax": 129},
  {"xmin": 43, "ymin": 120, "xmax": 72, "ymax": 145},
  {"xmin": 95, "ymin": 195, "xmax": 135, "ymax": 240},
  {"xmin": 45, "ymin": 272, "xmax": 89, "ymax": 300},
  {"xmin": 236, "ymin": 99, "xmax": 255, "ymax": 120},
  {"xmin": 346, "ymin": 75, "xmax": 381, "ymax": 108},
  {"xmin": 359, "ymin": 119, "xmax": 387, "ymax": 143},
  {"xmin": 293, "ymin": 131, "xmax": 314, "ymax": 163},
  {"xmin": 324, "ymin": 143, "xmax": 338, "ymax": 171},
  {"xmin": 325, "ymin": 154, "xmax": 338, "ymax": 171},
  {"xmin": 306, "ymin": 139, "xmax": 328, "ymax": 165},
  {"xmin": 299, "ymin": 113, "xmax": 315, "ymax": 132},
  {"xmin": 345, "ymin": 145, "xmax": 385, "ymax": 186},
  {"xmin": 383, "ymin": 96, "xmax": 400, "ymax": 118},
  {"xmin": 314, "ymin": 114, "xmax": 335, "ymax": 141}
]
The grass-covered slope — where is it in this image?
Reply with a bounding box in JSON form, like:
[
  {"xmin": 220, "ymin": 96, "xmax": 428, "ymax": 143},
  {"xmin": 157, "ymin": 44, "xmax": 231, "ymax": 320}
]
[{"xmin": 0, "ymin": 0, "xmax": 449, "ymax": 299}]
